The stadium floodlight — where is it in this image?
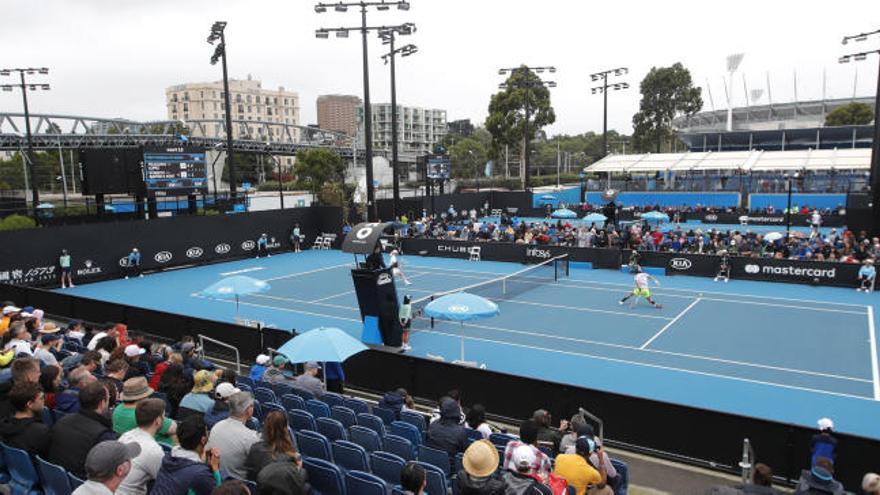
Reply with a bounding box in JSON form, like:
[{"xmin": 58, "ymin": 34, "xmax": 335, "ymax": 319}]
[
  {"xmin": 315, "ymin": 4, "xmax": 327, "ymax": 12},
  {"xmin": 498, "ymin": 69, "xmax": 507, "ymax": 75},
  {"xmin": 1, "ymin": 86, "xmax": 12, "ymax": 92},
  {"xmin": 726, "ymin": 53, "xmax": 745, "ymax": 72},
  {"xmin": 315, "ymin": 29, "xmax": 330, "ymax": 39},
  {"xmin": 854, "ymin": 53, "xmax": 868, "ymax": 61},
  {"xmin": 0, "ymin": 69, "xmax": 10, "ymax": 76},
  {"xmin": 336, "ymin": 29, "xmax": 349, "ymax": 38},
  {"xmin": 398, "ymin": 1, "xmax": 410, "ymax": 10},
  {"xmin": 548, "ymin": 67, "xmax": 556, "ymax": 73},
  {"xmin": 38, "ymin": 68, "xmax": 48, "ymax": 75},
  {"xmin": 376, "ymin": 3, "xmax": 390, "ymax": 9},
  {"xmin": 590, "ymin": 66, "xmax": 628, "ymax": 158},
  {"xmin": 856, "ymin": 34, "xmax": 868, "ymax": 42},
  {"xmin": 334, "ymin": 3, "xmax": 347, "ymax": 12},
  {"xmin": 546, "ymin": 81, "xmax": 557, "ymax": 88},
  {"xmin": 838, "ymin": 55, "xmax": 851, "ymax": 64}
]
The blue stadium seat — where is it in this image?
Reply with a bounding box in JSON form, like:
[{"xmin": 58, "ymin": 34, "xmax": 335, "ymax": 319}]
[
  {"xmin": 317, "ymin": 417, "xmax": 348, "ymax": 442},
  {"xmin": 331, "ymin": 406, "xmax": 358, "ymax": 430},
  {"xmin": 369, "ymin": 451, "xmax": 406, "ymax": 486},
  {"xmin": 489, "ymin": 432, "xmax": 516, "ymax": 448},
  {"xmin": 417, "ymin": 444, "xmax": 451, "ymax": 476},
  {"xmin": 390, "ymin": 421, "xmax": 422, "ymax": 448},
  {"xmin": 281, "ymin": 394, "xmax": 306, "ymax": 412},
  {"xmin": 291, "ymin": 386, "xmax": 316, "ymax": 401},
  {"xmin": 466, "ymin": 428, "xmax": 483, "ymax": 442},
  {"xmin": 414, "ymin": 461, "xmax": 448, "ymax": 495},
  {"xmin": 67, "ymin": 472, "xmax": 84, "ymax": 490},
  {"xmin": 36, "ymin": 456, "xmax": 72, "ymax": 495},
  {"xmin": 254, "ymin": 387, "xmax": 278, "ymax": 405},
  {"xmin": 357, "ymin": 413, "xmax": 387, "ymax": 438},
  {"xmin": 237, "ymin": 383, "xmax": 253, "ymax": 394},
  {"xmin": 236, "ymin": 375, "xmax": 254, "ymax": 389},
  {"xmin": 399, "ymin": 410, "xmax": 427, "ymax": 433},
  {"xmin": 342, "ymin": 397, "xmax": 370, "ymax": 415},
  {"xmin": 454, "ymin": 452, "xmax": 464, "ymax": 474},
  {"xmin": 383, "ymin": 434, "xmax": 414, "ymax": 461},
  {"xmin": 0, "ymin": 441, "xmax": 10, "ymax": 485},
  {"xmin": 271, "ymin": 381, "xmax": 296, "ymax": 398},
  {"xmin": 320, "ymin": 392, "xmax": 346, "ymax": 409},
  {"xmin": 332, "ymin": 440, "xmax": 371, "ymax": 473},
  {"xmin": 306, "ymin": 399, "xmax": 331, "ymax": 418},
  {"xmin": 262, "ymin": 402, "xmax": 286, "ymax": 418},
  {"xmin": 303, "ymin": 457, "xmax": 346, "ymax": 495},
  {"xmin": 2, "ymin": 443, "xmax": 41, "ymax": 494},
  {"xmin": 251, "ymin": 400, "xmax": 265, "ymax": 422},
  {"xmin": 372, "ymin": 407, "xmax": 397, "ymax": 426},
  {"xmin": 288, "ymin": 409, "xmax": 317, "ymax": 432},
  {"xmin": 345, "ymin": 470, "xmax": 387, "ymax": 495},
  {"xmin": 349, "ymin": 425, "xmax": 383, "ymax": 453},
  {"xmin": 40, "ymin": 408, "xmax": 54, "ymax": 428},
  {"xmin": 295, "ymin": 430, "xmax": 333, "ymax": 462}
]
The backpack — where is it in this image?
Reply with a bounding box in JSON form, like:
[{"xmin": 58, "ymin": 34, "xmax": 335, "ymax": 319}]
[{"xmin": 547, "ymin": 473, "xmax": 569, "ymax": 495}]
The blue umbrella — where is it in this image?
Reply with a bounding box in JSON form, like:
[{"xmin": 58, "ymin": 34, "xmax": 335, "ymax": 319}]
[
  {"xmin": 583, "ymin": 212, "xmax": 607, "ymax": 224},
  {"xmin": 200, "ymin": 275, "xmax": 270, "ymax": 320},
  {"xmin": 276, "ymin": 327, "xmax": 367, "ymax": 364},
  {"xmin": 424, "ymin": 292, "xmax": 499, "ymax": 362},
  {"xmin": 551, "ymin": 208, "xmax": 578, "ymax": 219},
  {"xmin": 641, "ymin": 211, "xmax": 669, "ymax": 223}
]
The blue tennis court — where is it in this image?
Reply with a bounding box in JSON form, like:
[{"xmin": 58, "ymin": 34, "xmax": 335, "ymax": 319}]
[{"xmin": 62, "ymin": 249, "xmax": 880, "ymax": 439}]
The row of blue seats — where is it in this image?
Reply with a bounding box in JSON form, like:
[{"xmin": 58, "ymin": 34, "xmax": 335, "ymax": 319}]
[{"xmin": 0, "ymin": 441, "xmax": 86, "ymax": 495}]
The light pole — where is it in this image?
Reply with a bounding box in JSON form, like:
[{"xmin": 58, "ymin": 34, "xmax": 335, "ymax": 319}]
[
  {"xmin": 316, "ymin": 0, "xmax": 412, "ymax": 222},
  {"xmin": 589, "ymin": 67, "xmax": 628, "ymax": 158},
  {"xmin": 498, "ymin": 66, "xmax": 556, "ymax": 191},
  {"xmin": 840, "ymin": 28, "xmax": 880, "ymax": 234},
  {"xmin": 1, "ymin": 67, "xmax": 49, "ymax": 216},
  {"xmin": 207, "ymin": 21, "xmax": 237, "ymax": 203},
  {"xmin": 725, "ymin": 54, "xmax": 745, "ymax": 132},
  {"xmin": 380, "ymin": 24, "xmax": 417, "ymax": 220},
  {"xmin": 264, "ymin": 143, "xmax": 285, "ymax": 210},
  {"xmin": 785, "ymin": 172, "xmax": 800, "ymax": 237}
]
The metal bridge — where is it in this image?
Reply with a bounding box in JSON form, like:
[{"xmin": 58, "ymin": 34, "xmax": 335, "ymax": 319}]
[{"xmin": 0, "ymin": 112, "xmax": 361, "ymax": 157}]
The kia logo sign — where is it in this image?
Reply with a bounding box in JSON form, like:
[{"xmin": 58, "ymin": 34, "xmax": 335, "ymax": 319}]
[
  {"xmin": 186, "ymin": 247, "xmax": 204, "ymax": 259},
  {"xmin": 118, "ymin": 257, "xmax": 129, "ymax": 267},
  {"xmin": 377, "ymin": 273, "xmax": 392, "ymax": 285},
  {"xmin": 744, "ymin": 264, "xmax": 760, "ymax": 274},
  {"xmin": 214, "ymin": 243, "xmax": 231, "ymax": 254},
  {"xmin": 669, "ymin": 258, "xmax": 692, "ymax": 270},
  {"xmin": 448, "ymin": 304, "xmax": 470, "ymax": 313},
  {"xmin": 241, "ymin": 240, "xmax": 256, "ymax": 251},
  {"xmin": 154, "ymin": 251, "xmax": 173, "ymax": 264}
]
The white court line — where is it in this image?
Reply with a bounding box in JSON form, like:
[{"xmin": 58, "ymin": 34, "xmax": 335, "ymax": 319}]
[
  {"xmin": 262, "ymin": 263, "xmax": 351, "ymax": 282},
  {"xmin": 190, "ymin": 293, "xmax": 361, "ymax": 323},
  {"xmin": 220, "ymin": 267, "xmax": 265, "ymax": 276},
  {"xmin": 405, "ymin": 262, "xmax": 870, "ymax": 308},
  {"xmin": 412, "ymin": 326, "xmax": 877, "ymax": 402},
  {"xmin": 869, "ymin": 306, "xmax": 879, "ymax": 400},
  {"xmin": 307, "ymin": 272, "xmax": 429, "ymax": 304},
  {"xmin": 640, "ymin": 298, "xmax": 702, "ymax": 350}
]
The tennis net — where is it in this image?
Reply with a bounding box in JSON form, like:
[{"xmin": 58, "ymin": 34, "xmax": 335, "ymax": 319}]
[{"xmin": 411, "ymin": 254, "xmax": 570, "ymax": 328}]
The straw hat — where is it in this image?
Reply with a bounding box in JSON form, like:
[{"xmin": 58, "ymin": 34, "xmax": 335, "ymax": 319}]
[
  {"xmin": 39, "ymin": 322, "xmax": 60, "ymax": 334},
  {"xmin": 121, "ymin": 377, "xmax": 154, "ymax": 402},
  {"xmin": 191, "ymin": 370, "xmax": 215, "ymax": 394},
  {"xmin": 462, "ymin": 440, "xmax": 499, "ymax": 478}
]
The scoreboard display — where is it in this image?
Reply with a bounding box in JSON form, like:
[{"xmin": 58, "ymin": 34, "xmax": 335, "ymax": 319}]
[
  {"xmin": 426, "ymin": 156, "xmax": 451, "ymax": 180},
  {"xmin": 143, "ymin": 146, "xmax": 208, "ymax": 195}
]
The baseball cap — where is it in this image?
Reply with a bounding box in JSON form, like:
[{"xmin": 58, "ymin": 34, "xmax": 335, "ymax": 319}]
[
  {"xmin": 863, "ymin": 473, "xmax": 880, "ymax": 492},
  {"xmin": 21, "ymin": 306, "xmax": 34, "ymax": 314},
  {"xmin": 273, "ymin": 355, "xmax": 289, "ymax": 367},
  {"xmin": 40, "ymin": 333, "xmax": 62, "ymax": 345},
  {"xmin": 124, "ymin": 344, "xmax": 146, "ymax": 358},
  {"xmin": 575, "ymin": 436, "xmax": 597, "ymax": 456},
  {"xmin": 2, "ymin": 306, "xmax": 20, "ymax": 315},
  {"xmin": 817, "ymin": 417, "xmax": 834, "ymax": 431},
  {"xmin": 305, "ymin": 361, "xmax": 321, "ymax": 370},
  {"xmin": 509, "ymin": 445, "xmax": 536, "ymax": 472},
  {"xmin": 255, "ymin": 354, "xmax": 270, "ymax": 365},
  {"xmin": 84, "ymin": 441, "xmax": 141, "ymax": 480},
  {"xmin": 215, "ymin": 382, "xmax": 241, "ymax": 400},
  {"xmin": 181, "ymin": 342, "xmax": 196, "ymax": 353}
]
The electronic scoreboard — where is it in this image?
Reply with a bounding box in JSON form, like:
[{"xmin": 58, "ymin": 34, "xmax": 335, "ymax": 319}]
[{"xmin": 142, "ymin": 146, "xmax": 208, "ymax": 195}]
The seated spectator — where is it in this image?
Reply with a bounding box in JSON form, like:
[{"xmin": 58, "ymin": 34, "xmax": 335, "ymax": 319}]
[
  {"xmin": 0, "ymin": 357, "xmax": 40, "ymax": 417},
  {"xmin": 706, "ymin": 463, "xmax": 779, "ymax": 494},
  {"xmin": 104, "ymin": 359, "xmax": 129, "ymax": 400},
  {"xmin": 262, "ymin": 355, "xmax": 295, "ymax": 385},
  {"xmin": 863, "ymin": 473, "xmax": 880, "ymax": 495},
  {"xmin": 246, "ymin": 410, "xmax": 299, "ymax": 481},
  {"xmin": 112, "ymin": 377, "xmax": 177, "ymax": 446},
  {"xmin": 0, "ymin": 381, "xmax": 50, "ymax": 457},
  {"xmin": 503, "ymin": 420, "xmax": 552, "ymax": 482},
  {"xmin": 794, "ymin": 457, "xmax": 844, "ymax": 495},
  {"xmin": 400, "ymin": 462, "xmax": 427, "ymax": 495},
  {"xmin": 430, "ymin": 389, "xmax": 465, "ymax": 424},
  {"xmin": 554, "ymin": 436, "xmax": 611, "ymax": 495},
  {"xmin": 50, "ymin": 381, "xmax": 118, "ymax": 479},
  {"xmin": 117, "ymin": 398, "xmax": 167, "ymax": 495},
  {"xmin": 465, "ymin": 403, "xmax": 493, "ymax": 439},
  {"xmin": 95, "ymin": 336, "xmax": 119, "ymax": 367},
  {"xmin": 86, "ymin": 324, "xmax": 119, "ymax": 351},
  {"xmin": 34, "ymin": 333, "xmax": 62, "ymax": 366},
  {"xmin": 179, "ymin": 370, "xmax": 218, "ymax": 419},
  {"xmin": 205, "ymin": 382, "xmax": 240, "ymax": 430},
  {"xmin": 533, "ymin": 409, "xmax": 567, "ymax": 454},
  {"xmin": 255, "ymin": 452, "xmax": 310, "ymax": 495},
  {"xmin": 426, "ymin": 397, "xmax": 469, "ymax": 469},
  {"xmin": 74, "ymin": 440, "xmax": 141, "ymax": 495},
  {"xmin": 810, "ymin": 418, "xmax": 837, "ymax": 468},
  {"xmin": 150, "ymin": 351, "xmax": 182, "ymax": 390},
  {"xmin": 40, "ymin": 364, "xmax": 62, "ymax": 410},
  {"xmin": 159, "ymin": 363, "xmax": 194, "ymax": 419},
  {"xmin": 66, "ymin": 320, "xmax": 86, "ymax": 344},
  {"xmin": 62, "ymin": 349, "xmax": 102, "ymax": 375},
  {"xmin": 294, "ymin": 361, "xmax": 325, "ymax": 398},
  {"xmin": 123, "ymin": 344, "xmax": 150, "ymax": 379},
  {"xmin": 4, "ymin": 321, "xmax": 34, "ymax": 356},
  {"xmin": 206, "ymin": 391, "xmax": 260, "ymax": 480},
  {"xmin": 249, "ymin": 354, "xmax": 270, "ymax": 382},
  {"xmin": 377, "ymin": 388, "xmax": 413, "ymax": 419},
  {"xmin": 151, "ymin": 415, "xmax": 222, "ymax": 495},
  {"xmin": 56, "ymin": 366, "xmax": 97, "ymax": 414},
  {"xmin": 501, "ymin": 444, "xmax": 552, "ymax": 495},
  {"xmin": 210, "ymin": 480, "xmax": 251, "ymax": 495},
  {"xmin": 455, "ymin": 439, "xmax": 505, "ymax": 495}
]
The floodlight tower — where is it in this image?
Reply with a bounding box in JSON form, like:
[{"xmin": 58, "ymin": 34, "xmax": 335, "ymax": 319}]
[{"xmin": 726, "ymin": 53, "xmax": 745, "ymax": 132}]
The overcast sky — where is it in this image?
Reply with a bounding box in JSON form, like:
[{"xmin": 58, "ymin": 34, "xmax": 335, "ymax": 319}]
[{"xmin": 2, "ymin": 0, "xmax": 878, "ymax": 137}]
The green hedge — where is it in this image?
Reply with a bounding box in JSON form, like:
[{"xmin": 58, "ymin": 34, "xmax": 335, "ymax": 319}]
[{"xmin": 0, "ymin": 214, "xmax": 37, "ymax": 231}]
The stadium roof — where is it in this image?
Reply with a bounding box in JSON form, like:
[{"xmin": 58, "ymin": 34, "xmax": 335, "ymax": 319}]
[{"xmin": 585, "ymin": 148, "xmax": 872, "ymax": 174}]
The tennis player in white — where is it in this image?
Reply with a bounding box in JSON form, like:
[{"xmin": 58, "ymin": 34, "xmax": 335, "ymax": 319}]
[
  {"xmin": 389, "ymin": 249, "xmax": 412, "ymax": 285},
  {"xmin": 619, "ymin": 265, "xmax": 663, "ymax": 309}
]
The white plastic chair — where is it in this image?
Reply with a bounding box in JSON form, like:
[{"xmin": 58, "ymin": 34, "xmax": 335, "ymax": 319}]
[
  {"xmin": 322, "ymin": 235, "xmax": 334, "ymax": 249},
  {"xmin": 312, "ymin": 236, "xmax": 324, "ymax": 250},
  {"xmin": 468, "ymin": 246, "xmax": 481, "ymax": 261}
]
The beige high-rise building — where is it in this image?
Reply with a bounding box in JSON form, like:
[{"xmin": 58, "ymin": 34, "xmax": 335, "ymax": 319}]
[
  {"xmin": 165, "ymin": 76, "xmax": 300, "ymax": 142},
  {"xmin": 317, "ymin": 94, "xmax": 361, "ymax": 136}
]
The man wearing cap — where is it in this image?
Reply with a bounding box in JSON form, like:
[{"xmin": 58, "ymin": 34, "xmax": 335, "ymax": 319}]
[
  {"xmin": 294, "ymin": 361, "xmax": 325, "ymax": 398},
  {"xmin": 502, "ymin": 420, "xmax": 552, "ymax": 483},
  {"xmin": 123, "ymin": 344, "xmax": 150, "ymax": 380},
  {"xmin": 178, "ymin": 370, "xmax": 218, "ymax": 418},
  {"xmin": 426, "ymin": 397, "xmax": 469, "ymax": 470},
  {"xmin": 554, "ymin": 436, "xmax": 611, "ymax": 495},
  {"xmin": 116, "ymin": 398, "xmax": 168, "ymax": 495},
  {"xmin": 0, "ymin": 305, "xmax": 21, "ymax": 335},
  {"xmin": 455, "ymin": 439, "xmax": 505, "ymax": 494},
  {"xmin": 125, "ymin": 248, "xmax": 142, "ymax": 279},
  {"xmin": 262, "ymin": 354, "xmax": 296, "ymax": 385},
  {"xmin": 74, "ymin": 440, "xmax": 141, "ymax": 495},
  {"xmin": 152, "ymin": 416, "xmax": 222, "ymax": 495},
  {"xmin": 206, "ymin": 391, "xmax": 260, "ymax": 480},
  {"xmin": 205, "ymin": 381, "xmax": 240, "ymax": 430},
  {"xmin": 5, "ymin": 321, "xmax": 34, "ymax": 357},
  {"xmin": 56, "ymin": 367, "xmax": 98, "ymax": 414},
  {"xmin": 0, "ymin": 381, "xmax": 51, "ymax": 457},
  {"xmin": 112, "ymin": 377, "xmax": 177, "ymax": 446},
  {"xmin": 50, "ymin": 381, "xmax": 119, "ymax": 479},
  {"xmin": 794, "ymin": 457, "xmax": 844, "ymax": 495},
  {"xmin": 501, "ymin": 444, "xmax": 552, "ymax": 495},
  {"xmin": 810, "ymin": 418, "xmax": 838, "ymax": 468},
  {"xmin": 66, "ymin": 320, "xmax": 86, "ymax": 343},
  {"xmin": 250, "ymin": 354, "xmax": 270, "ymax": 382},
  {"xmin": 34, "ymin": 333, "xmax": 62, "ymax": 366}
]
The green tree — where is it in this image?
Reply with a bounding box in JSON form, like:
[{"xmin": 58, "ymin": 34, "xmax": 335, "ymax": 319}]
[
  {"xmin": 485, "ymin": 66, "xmax": 556, "ymax": 170},
  {"xmin": 293, "ymin": 148, "xmax": 346, "ymax": 203},
  {"xmin": 449, "ymin": 137, "xmax": 489, "ymax": 180},
  {"xmin": 825, "ymin": 102, "xmax": 875, "ymax": 126},
  {"xmin": 632, "ymin": 63, "xmax": 702, "ymax": 153}
]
